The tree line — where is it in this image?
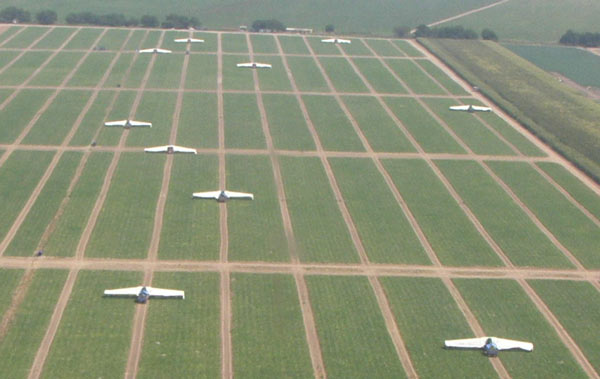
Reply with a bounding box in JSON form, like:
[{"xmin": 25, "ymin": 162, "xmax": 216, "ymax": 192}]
[
  {"xmin": 0, "ymin": 6, "xmax": 200, "ymax": 29},
  {"xmin": 559, "ymin": 30, "xmax": 600, "ymax": 47},
  {"xmin": 395, "ymin": 24, "xmax": 498, "ymax": 41}
]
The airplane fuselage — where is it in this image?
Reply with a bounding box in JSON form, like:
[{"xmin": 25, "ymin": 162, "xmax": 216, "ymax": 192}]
[
  {"xmin": 136, "ymin": 287, "xmax": 150, "ymax": 303},
  {"xmin": 483, "ymin": 339, "xmax": 499, "ymax": 357},
  {"xmin": 217, "ymin": 191, "xmax": 229, "ymax": 203}
]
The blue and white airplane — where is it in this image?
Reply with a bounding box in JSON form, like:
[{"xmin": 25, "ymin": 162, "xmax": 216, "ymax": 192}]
[
  {"xmin": 445, "ymin": 336, "xmax": 533, "ymax": 357},
  {"xmin": 321, "ymin": 38, "xmax": 351, "ymax": 44},
  {"xmin": 144, "ymin": 145, "xmax": 197, "ymax": 154},
  {"xmin": 193, "ymin": 190, "xmax": 254, "ymax": 203},
  {"xmin": 174, "ymin": 38, "xmax": 204, "ymax": 43},
  {"xmin": 236, "ymin": 62, "xmax": 272, "ymax": 69},
  {"xmin": 449, "ymin": 104, "xmax": 492, "ymax": 112},
  {"xmin": 104, "ymin": 119, "xmax": 152, "ymax": 128},
  {"xmin": 104, "ymin": 286, "xmax": 185, "ymax": 303},
  {"xmin": 138, "ymin": 48, "xmax": 172, "ymax": 54}
]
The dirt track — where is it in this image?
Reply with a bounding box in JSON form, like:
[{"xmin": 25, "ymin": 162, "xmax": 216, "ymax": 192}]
[{"xmin": 0, "ymin": 25, "xmax": 596, "ymax": 378}]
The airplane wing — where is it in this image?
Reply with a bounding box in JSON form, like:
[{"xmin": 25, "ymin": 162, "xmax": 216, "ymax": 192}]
[
  {"xmin": 337, "ymin": 39, "xmax": 351, "ymax": 44},
  {"xmin": 104, "ymin": 286, "xmax": 143, "ymax": 296},
  {"xmin": 128, "ymin": 120, "xmax": 152, "ymax": 127},
  {"xmin": 493, "ymin": 337, "xmax": 533, "ymax": 351},
  {"xmin": 321, "ymin": 38, "xmax": 335, "ymax": 43},
  {"xmin": 144, "ymin": 145, "xmax": 169, "ymax": 153},
  {"xmin": 193, "ymin": 191, "xmax": 222, "ymax": 199},
  {"xmin": 237, "ymin": 63, "xmax": 251, "ymax": 67},
  {"xmin": 224, "ymin": 191, "xmax": 254, "ymax": 200},
  {"xmin": 471, "ymin": 105, "xmax": 492, "ymax": 112},
  {"xmin": 171, "ymin": 145, "xmax": 197, "ymax": 154},
  {"xmin": 146, "ymin": 287, "xmax": 185, "ymax": 299},
  {"xmin": 138, "ymin": 48, "xmax": 155, "ymax": 53},
  {"xmin": 255, "ymin": 63, "xmax": 272, "ymax": 68},
  {"xmin": 444, "ymin": 337, "xmax": 488, "ymax": 349},
  {"xmin": 155, "ymin": 48, "xmax": 172, "ymax": 53},
  {"xmin": 449, "ymin": 105, "xmax": 471, "ymax": 111},
  {"xmin": 104, "ymin": 120, "xmax": 128, "ymax": 126}
]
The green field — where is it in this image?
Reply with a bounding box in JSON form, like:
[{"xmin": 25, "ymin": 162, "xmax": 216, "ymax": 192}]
[
  {"xmin": 137, "ymin": 272, "xmax": 221, "ymax": 378},
  {"xmin": 0, "ymin": 269, "xmax": 68, "ymax": 379},
  {"xmin": 505, "ymin": 43, "xmax": 600, "ymax": 89},
  {"xmin": 42, "ymin": 270, "xmax": 142, "ymax": 379},
  {"xmin": 85, "ymin": 153, "xmax": 164, "ymax": 258},
  {"xmin": 157, "ymin": 155, "xmax": 220, "ymax": 261},
  {"xmin": 307, "ymin": 276, "xmax": 406, "ymax": 377},
  {"xmin": 232, "ymin": 273, "xmax": 313, "ymax": 377},
  {"xmin": 1, "ymin": 23, "xmax": 600, "ymax": 378}
]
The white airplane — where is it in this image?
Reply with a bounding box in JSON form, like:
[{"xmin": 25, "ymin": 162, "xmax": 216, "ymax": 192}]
[
  {"xmin": 174, "ymin": 38, "xmax": 204, "ymax": 43},
  {"xmin": 449, "ymin": 104, "xmax": 492, "ymax": 112},
  {"xmin": 445, "ymin": 337, "xmax": 533, "ymax": 357},
  {"xmin": 104, "ymin": 286, "xmax": 185, "ymax": 303},
  {"xmin": 236, "ymin": 62, "xmax": 272, "ymax": 69},
  {"xmin": 321, "ymin": 38, "xmax": 351, "ymax": 44},
  {"xmin": 138, "ymin": 48, "xmax": 172, "ymax": 54},
  {"xmin": 104, "ymin": 119, "xmax": 152, "ymax": 128},
  {"xmin": 144, "ymin": 145, "xmax": 197, "ymax": 154},
  {"xmin": 193, "ymin": 190, "xmax": 254, "ymax": 202}
]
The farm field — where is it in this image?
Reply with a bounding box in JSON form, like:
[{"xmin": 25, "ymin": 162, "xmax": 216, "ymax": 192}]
[
  {"xmin": 0, "ymin": 24, "xmax": 599, "ymax": 378},
  {"xmin": 504, "ymin": 43, "xmax": 600, "ymax": 89}
]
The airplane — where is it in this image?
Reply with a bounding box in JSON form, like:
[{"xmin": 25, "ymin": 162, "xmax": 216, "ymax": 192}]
[
  {"xmin": 144, "ymin": 145, "xmax": 197, "ymax": 154},
  {"xmin": 193, "ymin": 190, "xmax": 254, "ymax": 202},
  {"xmin": 174, "ymin": 38, "xmax": 204, "ymax": 43},
  {"xmin": 138, "ymin": 48, "xmax": 172, "ymax": 54},
  {"xmin": 449, "ymin": 104, "xmax": 492, "ymax": 112},
  {"xmin": 444, "ymin": 337, "xmax": 533, "ymax": 357},
  {"xmin": 104, "ymin": 286, "xmax": 185, "ymax": 303},
  {"xmin": 321, "ymin": 38, "xmax": 351, "ymax": 44},
  {"xmin": 236, "ymin": 62, "xmax": 272, "ymax": 69},
  {"xmin": 104, "ymin": 119, "xmax": 152, "ymax": 128}
]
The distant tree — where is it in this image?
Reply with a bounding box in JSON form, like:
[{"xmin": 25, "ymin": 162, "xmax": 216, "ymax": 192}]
[
  {"xmin": 125, "ymin": 17, "xmax": 139, "ymax": 27},
  {"xmin": 161, "ymin": 14, "xmax": 200, "ymax": 29},
  {"xmin": 251, "ymin": 19, "xmax": 285, "ymax": 32},
  {"xmin": 559, "ymin": 29, "xmax": 600, "ymax": 47},
  {"xmin": 98, "ymin": 13, "xmax": 127, "ymax": 26},
  {"xmin": 35, "ymin": 10, "xmax": 57, "ymax": 25},
  {"xmin": 481, "ymin": 28, "xmax": 498, "ymax": 41},
  {"xmin": 0, "ymin": 6, "xmax": 31, "ymax": 23},
  {"xmin": 393, "ymin": 26, "xmax": 410, "ymax": 38},
  {"xmin": 141, "ymin": 15, "xmax": 159, "ymax": 28},
  {"xmin": 414, "ymin": 24, "xmax": 431, "ymax": 37},
  {"xmin": 66, "ymin": 11, "xmax": 99, "ymax": 25},
  {"xmin": 325, "ymin": 24, "xmax": 334, "ymax": 33},
  {"xmin": 559, "ymin": 30, "xmax": 578, "ymax": 45},
  {"xmin": 428, "ymin": 25, "xmax": 478, "ymax": 39}
]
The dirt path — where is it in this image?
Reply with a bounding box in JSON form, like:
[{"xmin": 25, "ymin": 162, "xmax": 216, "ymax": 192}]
[
  {"xmin": 3, "ymin": 256, "xmax": 600, "ymax": 280},
  {"xmin": 253, "ymin": 33, "xmax": 327, "ymax": 378},
  {"xmin": 338, "ymin": 37, "xmax": 517, "ymax": 376},
  {"xmin": 426, "ymin": 0, "xmax": 510, "ymax": 29},
  {"xmin": 27, "ymin": 29, "xmax": 159, "ymax": 379},
  {"xmin": 0, "ymin": 25, "xmax": 26, "ymax": 47},
  {"xmin": 303, "ymin": 35, "xmax": 422, "ymax": 377},
  {"xmin": 125, "ymin": 29, "xmax": 192, "ymax": 379},
  {"xmin": 412, "ymin": 38, "xmax": 599, "ymax": 377},
  {"xmin": 0, "ymin": 29, "xmax": 111, "ymax": 258},
  {"xmin": 35, "ymin": 29, "xmax": 137, "ymax": 253},
  {"xmin": 0, "ymin": 268, "xmax": 34, "ymax": 341},
  {"xmin": 216, "ymin": 33, "xmax": 233, "ymax": 379},
  {"xmin": 0, "ymin": 27, "xmax": 55, "ymax": 79},
  {"xmin": 28, "ymin": 268, "xmax": 79, "ymax": 379}
]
